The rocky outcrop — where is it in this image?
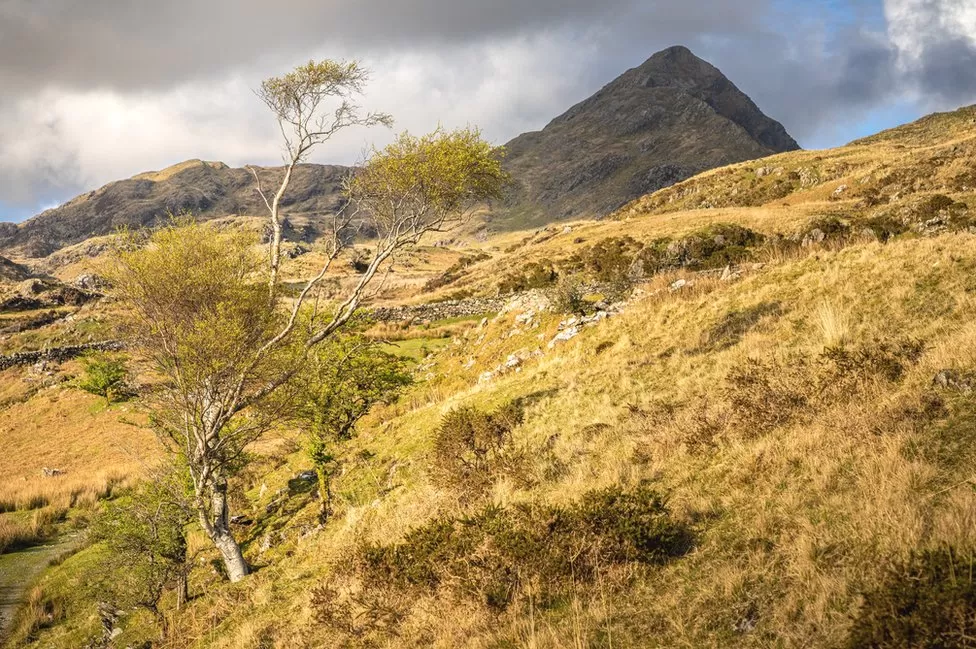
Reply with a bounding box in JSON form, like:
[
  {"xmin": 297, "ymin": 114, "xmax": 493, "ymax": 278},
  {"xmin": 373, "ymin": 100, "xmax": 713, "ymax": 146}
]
[{"xmin": 0, "ymin": 255, "xmax": 32, "ymax": 283}]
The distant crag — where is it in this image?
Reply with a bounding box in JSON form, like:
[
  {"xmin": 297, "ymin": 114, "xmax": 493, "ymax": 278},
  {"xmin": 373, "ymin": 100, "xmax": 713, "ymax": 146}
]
[{"xmin": 0, "ymin": 160, "xmax": 352, "ymax": 258}]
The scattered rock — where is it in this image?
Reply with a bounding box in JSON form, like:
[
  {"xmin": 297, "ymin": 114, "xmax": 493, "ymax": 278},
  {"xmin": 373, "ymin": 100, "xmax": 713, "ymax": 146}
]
[
  {"xmin": 801, "ymin": 228, "xmax": 827, "ymax": 248},
  {"xmin": 73, "ymin": 274, "xmax": 104, "ymax": 291},
  {"xmin": 933, "ymin": 369, "xmax": 976, "ymax": 393}
]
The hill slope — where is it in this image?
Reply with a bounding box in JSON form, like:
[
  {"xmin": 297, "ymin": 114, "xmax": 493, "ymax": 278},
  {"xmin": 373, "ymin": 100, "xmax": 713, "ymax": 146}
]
[
  {"xmin": 0, "ymin": 160, "xmax": 350, "ymax": 258},
  {"xmin": 494, "ymin": 45, "xmax": 799, "ymax": 228},
  {"xmin": 8, "ymin": 106, "xmax": 976, "ymax": 649},
  {"xmin": 620, "ymin": 103, "xmax": 976, "ymax": 222}
]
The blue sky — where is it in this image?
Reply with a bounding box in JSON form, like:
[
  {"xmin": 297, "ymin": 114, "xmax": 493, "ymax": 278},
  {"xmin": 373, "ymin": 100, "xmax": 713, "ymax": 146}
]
[{"xmin": 1, "ymin": 0, "xmax": 974, "ymax": 223}]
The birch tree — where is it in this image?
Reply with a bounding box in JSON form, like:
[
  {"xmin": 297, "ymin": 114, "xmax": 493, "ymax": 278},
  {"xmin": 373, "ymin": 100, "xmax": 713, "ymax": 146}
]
[{"xmin": 109, "ymin": 60, "xmax": 508, "ymax": 582}]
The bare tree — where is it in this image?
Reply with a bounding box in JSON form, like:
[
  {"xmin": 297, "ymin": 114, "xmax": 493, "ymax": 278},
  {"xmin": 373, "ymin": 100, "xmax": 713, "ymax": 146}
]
[
  {"xmin": 249, "ymin": 60, "xmax": 392, "ymax": 296},
  {"xmin": 110, "ymin": 60, "xmax": 508, "ymax": 582}
]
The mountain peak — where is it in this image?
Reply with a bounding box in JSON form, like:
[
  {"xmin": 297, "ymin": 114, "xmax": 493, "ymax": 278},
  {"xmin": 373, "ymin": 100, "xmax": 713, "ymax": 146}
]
[{"xmin": 496, "ymin": 46, "xmax": 799, "ymax": 227}]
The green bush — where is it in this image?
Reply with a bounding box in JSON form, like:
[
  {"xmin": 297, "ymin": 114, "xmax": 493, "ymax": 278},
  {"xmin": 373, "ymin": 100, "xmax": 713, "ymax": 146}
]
[
  {"xmin": 76, "ymin": 353, "xmax": 129, "ymax": 404},
  {"xmin": 847, "ymin": 548, "xmax": 976, "ymax": 649},
  {"xmin": 497, "ymin": 259, "xmax": 559, "ymax": 294},
  {"xmin": 632, "ymin": 224, "xmax": 763, "ymax": 277},
  {"xmin": 551, "ymin": 275, "xmax": 590, "ymax": 315},
  {"xmin": 432, "ymin": 402, "xmax": 525, "ymax": 495}
]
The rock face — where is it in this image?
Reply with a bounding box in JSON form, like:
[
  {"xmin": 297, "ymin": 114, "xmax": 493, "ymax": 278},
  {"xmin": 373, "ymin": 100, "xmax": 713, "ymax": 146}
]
[
  {"xmin": 0, "ymin": 255, "xmax": 32, "ymax": 282},
  {"xmin": 495, "ymin": 46, "xmax": 799, "ymax": 227},
  {"xmin": 0, "ymin": 160, "xmax": 351, "ymax": 258}
]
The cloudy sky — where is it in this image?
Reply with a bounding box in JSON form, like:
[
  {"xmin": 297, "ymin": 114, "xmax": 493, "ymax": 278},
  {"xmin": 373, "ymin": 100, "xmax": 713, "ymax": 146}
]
[{"xmin": 1, "ymin": 0, "xmax": 974, "ymax": 222}]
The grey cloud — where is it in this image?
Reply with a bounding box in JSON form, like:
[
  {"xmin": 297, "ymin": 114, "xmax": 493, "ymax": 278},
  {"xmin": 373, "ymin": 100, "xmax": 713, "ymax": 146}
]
[
  {"xmin": 0, "ymin": 0, "xmax": 767, "ymax": 93},
  {"xmin": 913, "ymin": 37, "xmax": 976, "ymax": 105}
]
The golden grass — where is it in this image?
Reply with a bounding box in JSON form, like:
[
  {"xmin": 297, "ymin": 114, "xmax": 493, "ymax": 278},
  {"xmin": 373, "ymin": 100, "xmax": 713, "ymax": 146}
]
[
  {"xmin": 130, "ymin": 231, "xmax": 976, "ymax": 648},
  {"xmin": 13, "ymin": 108, "xmax": 976, "ymax": 645},
  {"xmin": 0, "ymin": 375, "xmax": 158, "ymax": 513}
]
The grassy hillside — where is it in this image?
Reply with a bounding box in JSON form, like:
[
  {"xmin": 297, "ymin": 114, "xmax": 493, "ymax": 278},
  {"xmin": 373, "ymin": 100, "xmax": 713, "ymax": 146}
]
[{"xmin": 4, "ymin": 107, "xmax": 976, "ymax": 648}]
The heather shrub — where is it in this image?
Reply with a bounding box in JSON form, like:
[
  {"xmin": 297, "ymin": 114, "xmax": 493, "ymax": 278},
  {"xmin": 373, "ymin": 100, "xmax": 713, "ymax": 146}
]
[{"xmin": 352, "ymin": 481, "xmax": 690, "ymax": 613}]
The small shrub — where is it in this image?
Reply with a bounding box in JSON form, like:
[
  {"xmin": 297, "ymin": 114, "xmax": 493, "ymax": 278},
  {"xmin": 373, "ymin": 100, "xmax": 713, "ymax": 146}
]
[
  {"xmin": 76, "ymin": 353, "xmax": 129, "ymax": 404},
  {"xmin": 551, "ymin": 275, "xmax": 590, "ymax": 315},
  {"xmin": 498, "ymin": 259, "xmax": 559, "ymax": 294},
  {"xmin": 724, "ymin": 339, "xmax": 926, "ymax": 436},
  {"xmin": 432, "ymin": 402, "xmax": 525, "ymax": 495},
  {"xmin": 847, "ymin": 548, "xmax": 976, "ymax": 649}
]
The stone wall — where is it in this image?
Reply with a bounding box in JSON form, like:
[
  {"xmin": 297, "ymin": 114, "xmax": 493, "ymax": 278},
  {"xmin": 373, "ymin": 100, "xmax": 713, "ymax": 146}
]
[
  {"xmin": 0, "ymin": 341, "xmax": 124, "ymax": 371},
  {"xmin": 371, "ymin": 297, "xmax": 507, "ymax": 323}
]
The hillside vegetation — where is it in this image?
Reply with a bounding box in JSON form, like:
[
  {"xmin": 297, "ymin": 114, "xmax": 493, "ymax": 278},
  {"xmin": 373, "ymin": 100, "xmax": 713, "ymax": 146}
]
[{"xmin": 3, "ymin": 107, "xmax": 976, "ymax": 648}]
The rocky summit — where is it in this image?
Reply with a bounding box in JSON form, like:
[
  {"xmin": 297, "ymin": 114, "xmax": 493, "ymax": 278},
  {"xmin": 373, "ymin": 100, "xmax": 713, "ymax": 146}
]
[{"xmin": 493, "ymin": 46, "xmax": 799, "ymax": 228}]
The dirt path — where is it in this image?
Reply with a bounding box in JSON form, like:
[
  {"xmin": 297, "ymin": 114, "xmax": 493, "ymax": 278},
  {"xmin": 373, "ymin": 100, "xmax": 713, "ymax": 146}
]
[{"xmin": 0, "ymin": 538, "xmax": 75, "ymax": 644}]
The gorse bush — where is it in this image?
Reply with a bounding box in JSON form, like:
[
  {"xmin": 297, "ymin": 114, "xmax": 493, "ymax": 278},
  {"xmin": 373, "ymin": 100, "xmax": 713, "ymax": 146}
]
[
  {"xmin": 847, "ymin": 548, "xmax": 976, "ymax": 649},
  {"xmin": 76, "ymin": 353, "xmax": 129, "ymax": 404},
  {"xmin": 431, "ymin": 401, "xmax": 525, "ymax": 495},
  {"xmin": 331, "ymin": 481, "xmax": 690, "ymax": 626}
]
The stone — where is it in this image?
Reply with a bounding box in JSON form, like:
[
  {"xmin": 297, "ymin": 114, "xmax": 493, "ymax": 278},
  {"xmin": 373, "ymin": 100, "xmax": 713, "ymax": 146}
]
[
  {"xmin": 832, "ymin": 184, "xmax": 848, "ymax": 197},
  {"xmin": 670, "ymin": 279, "xmax": 689, "ymax": 291},
  {"xmin": 801, "ymin": 228, "xmax": 826, "ymax": 248},
  {"xmin": 720, "ymin": 265, "xmax": 741, "ymax": 282},
  {"xmin": 548, "ymin": 326, "xmax": 580, "ymax": 349}
]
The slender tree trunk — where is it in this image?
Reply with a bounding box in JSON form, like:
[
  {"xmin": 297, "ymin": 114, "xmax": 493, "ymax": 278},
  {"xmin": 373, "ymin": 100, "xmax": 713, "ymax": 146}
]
[
  {"xmin": 200, "ymin": 478, "xmax": 249, "ymax": 582},
  {"xmin": 176, "ymin": 572, "xmax": 189, "ymax": 610},
  {"xmin": 316, "ymin": 465, "xmax": 333, "ymax": 524}
]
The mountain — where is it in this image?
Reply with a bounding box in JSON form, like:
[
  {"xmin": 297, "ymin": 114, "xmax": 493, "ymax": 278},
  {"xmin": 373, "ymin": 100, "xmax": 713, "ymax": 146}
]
[
  {"xmin": 0, "ymin": 46, "xmax": 797, "ymax": 258},
  {"xmin": 494, "ymin": 45, "xmax": 799, "ymax": 227},
  {"xmin": 0, "ymin": 160, "xmax": 351, "ymax": 258}
]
